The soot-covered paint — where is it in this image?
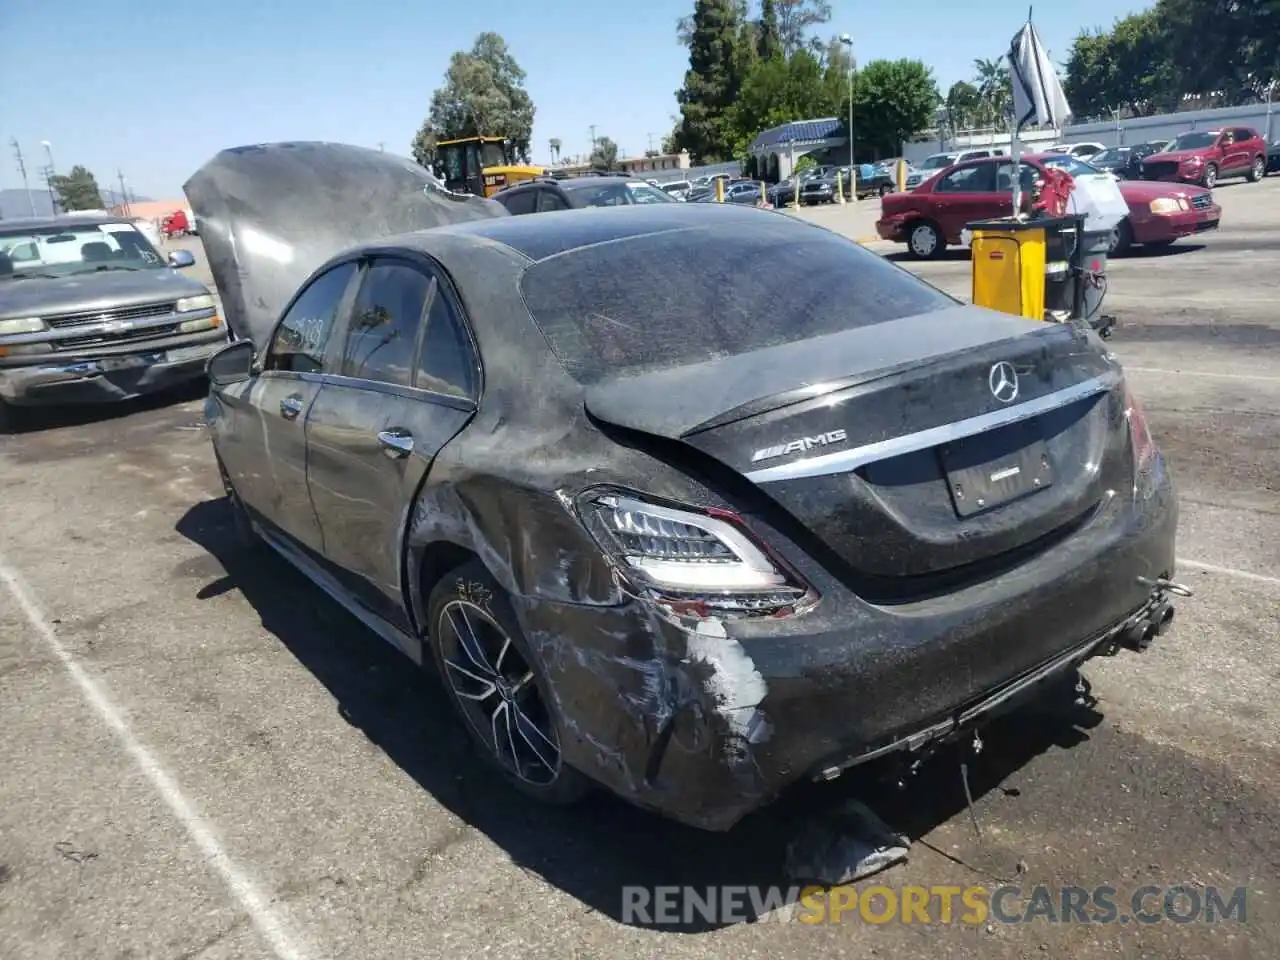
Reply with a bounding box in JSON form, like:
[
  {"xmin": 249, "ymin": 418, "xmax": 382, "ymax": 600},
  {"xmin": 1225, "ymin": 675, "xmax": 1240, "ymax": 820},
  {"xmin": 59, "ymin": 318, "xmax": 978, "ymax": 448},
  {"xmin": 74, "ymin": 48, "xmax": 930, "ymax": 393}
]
[{"xmin": 197, "ymin": 143, "xmax": 1183, "ymax": 832}]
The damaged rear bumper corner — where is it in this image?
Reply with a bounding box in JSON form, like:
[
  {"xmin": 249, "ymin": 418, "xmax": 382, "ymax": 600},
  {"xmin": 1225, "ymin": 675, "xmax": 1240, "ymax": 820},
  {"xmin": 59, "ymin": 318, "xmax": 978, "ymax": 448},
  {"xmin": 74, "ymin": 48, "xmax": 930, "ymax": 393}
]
[{"xmin": 512, "ymin": 466, "xmax": 1178, "ymax": 833}]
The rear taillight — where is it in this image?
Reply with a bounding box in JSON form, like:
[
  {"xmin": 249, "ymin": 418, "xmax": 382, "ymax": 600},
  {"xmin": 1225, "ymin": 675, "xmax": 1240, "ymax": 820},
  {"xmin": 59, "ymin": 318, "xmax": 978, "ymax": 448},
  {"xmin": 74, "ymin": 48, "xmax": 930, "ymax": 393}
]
[
  {"xmin": 578, "ymin": 490, "xmax": 817, "ymax": 619},
  {"xmin": 1124, "ymin": 382, "xmax": 1158, "ymax": 495}
]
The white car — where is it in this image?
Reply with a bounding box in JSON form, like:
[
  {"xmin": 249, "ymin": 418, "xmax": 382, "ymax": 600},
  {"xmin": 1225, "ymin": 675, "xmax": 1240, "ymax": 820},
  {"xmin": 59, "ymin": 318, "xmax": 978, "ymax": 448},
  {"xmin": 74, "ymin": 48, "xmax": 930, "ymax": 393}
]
[{"xmin": 1047, "ymin": 142, "xmax": 1108, "ymax": 159}]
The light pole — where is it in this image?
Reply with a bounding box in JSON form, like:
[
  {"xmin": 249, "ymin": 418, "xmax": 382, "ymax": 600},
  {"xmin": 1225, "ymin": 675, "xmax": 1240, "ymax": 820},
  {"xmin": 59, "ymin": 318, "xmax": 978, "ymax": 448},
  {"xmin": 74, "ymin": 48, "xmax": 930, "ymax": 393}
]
[
  {"xmin": 839, "ymin": 34, "xmax": 855, "ymax": 172},
  {"xmin": 41, "ymin": 140, "xmax": 58, "ymax": 214},
  {"xmin": 1267, "ymin": 80, "xmax": 1277, "ymax": 143}
]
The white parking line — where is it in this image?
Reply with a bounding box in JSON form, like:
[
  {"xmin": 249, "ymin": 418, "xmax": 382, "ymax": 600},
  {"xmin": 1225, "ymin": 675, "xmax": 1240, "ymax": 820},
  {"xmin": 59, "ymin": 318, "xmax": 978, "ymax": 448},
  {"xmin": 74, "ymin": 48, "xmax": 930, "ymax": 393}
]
[
  {"xmin": 1179, "ymin": 558, "xmax": 1280, "ymax": 588},
  {"xmin": 1125, "ymin": 366, "xmax": 1280, "ymax": 384},
  {"xmin": 0, "ymin": 557, "xmax": 318, "ymax": 960}
]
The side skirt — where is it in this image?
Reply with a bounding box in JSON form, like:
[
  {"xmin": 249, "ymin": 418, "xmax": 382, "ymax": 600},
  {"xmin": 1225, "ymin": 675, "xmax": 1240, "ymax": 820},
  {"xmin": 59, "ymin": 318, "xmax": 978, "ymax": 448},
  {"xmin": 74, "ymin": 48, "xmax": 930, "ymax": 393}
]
[{"xmin": 255, "ymin": 523, "xmax": 424, "ymax": 667}]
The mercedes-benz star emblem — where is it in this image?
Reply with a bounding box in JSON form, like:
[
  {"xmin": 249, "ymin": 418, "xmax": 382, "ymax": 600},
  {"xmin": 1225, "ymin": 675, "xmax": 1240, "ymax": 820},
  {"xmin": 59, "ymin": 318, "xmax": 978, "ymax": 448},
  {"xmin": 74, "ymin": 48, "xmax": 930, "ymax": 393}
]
[{"xmin": 988, "ymin": 361, "xmax": 1019, "ymax": 404}]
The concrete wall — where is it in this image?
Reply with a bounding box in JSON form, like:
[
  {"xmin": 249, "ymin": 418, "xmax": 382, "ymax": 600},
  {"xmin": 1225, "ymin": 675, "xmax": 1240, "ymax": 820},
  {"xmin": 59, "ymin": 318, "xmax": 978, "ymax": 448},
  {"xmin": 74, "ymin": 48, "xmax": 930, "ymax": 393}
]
[
  {"xmin": 1058, "ymin": 102, "xmax": 1278, "ymax": 148},
  {"xmin": 902, "ymin": 102, "xmax": 1279, "ymax": 166}
]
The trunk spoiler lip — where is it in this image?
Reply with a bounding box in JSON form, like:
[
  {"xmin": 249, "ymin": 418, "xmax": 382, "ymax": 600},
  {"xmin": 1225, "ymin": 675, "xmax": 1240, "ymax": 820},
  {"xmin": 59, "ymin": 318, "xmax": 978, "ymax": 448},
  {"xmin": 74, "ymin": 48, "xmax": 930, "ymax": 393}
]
[{"xmin": 745, "ymin": 368, "xmax": 1123, "ymax": 485}]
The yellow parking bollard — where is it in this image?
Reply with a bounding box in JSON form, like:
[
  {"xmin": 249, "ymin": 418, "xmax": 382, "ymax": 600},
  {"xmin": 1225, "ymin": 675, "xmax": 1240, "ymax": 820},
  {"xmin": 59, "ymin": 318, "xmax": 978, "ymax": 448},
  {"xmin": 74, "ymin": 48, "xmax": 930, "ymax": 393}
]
[
  {"xmin": 760, "ymin": 181, "xmax": 767, "ymax": 206},
  {"xmin": 715, "ymin": 178, "xmax": 725, "ymax": 203},
  {"xmin": 791, "ymin": 174, "xmax": 800, "ymax": 208},
  {"xmin": 850, "ymin": 168, "xmax": 858, "ymax": 202},
  {"xmin": 896, "ymin": 158, "xmax": 907, "ymax": 193},
  {"xmin": 836, "ymin": 170, "xmax": 846, "ymax": 205}
]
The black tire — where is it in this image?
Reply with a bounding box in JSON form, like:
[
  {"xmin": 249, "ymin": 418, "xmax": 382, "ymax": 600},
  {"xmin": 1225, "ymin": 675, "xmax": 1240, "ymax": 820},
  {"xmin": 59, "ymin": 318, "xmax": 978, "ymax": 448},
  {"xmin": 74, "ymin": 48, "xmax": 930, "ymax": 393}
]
[
  {"xmin": 906, "ymin": 220, "xmax": 944, "ymax": 260},
  {"xmin": 1201, "ymin": 163, "xmax": 1218, "ymax": 189},
  {"xmin": 1247, "ymin": 156, "xmax": 1265, "ymax": 183},
  {"xmin": 215, "ymin": 453, "xmax": 259, "ymax": 551},
  {"xmin": 0, "ymin": 398, "xmax": 13, "ymax": 434},
  {"xmin": 879, "ymin": 183, "xmax": 893, "ymax": 197},
  {"xmin": 1108, "ymin": 219, "xmax": 1133, "ymax": 257},
  {"xmin": 426, "ymin": 560, "xmax": 590, "ymax": 806}
]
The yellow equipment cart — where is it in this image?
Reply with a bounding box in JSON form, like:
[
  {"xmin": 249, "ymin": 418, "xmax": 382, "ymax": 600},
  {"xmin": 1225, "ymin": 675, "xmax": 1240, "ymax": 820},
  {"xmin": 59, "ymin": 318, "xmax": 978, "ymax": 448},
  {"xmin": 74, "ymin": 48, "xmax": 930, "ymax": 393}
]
[{"xmin": 967, "ymin": 214, "xmax": 1115, "ymax": 338}]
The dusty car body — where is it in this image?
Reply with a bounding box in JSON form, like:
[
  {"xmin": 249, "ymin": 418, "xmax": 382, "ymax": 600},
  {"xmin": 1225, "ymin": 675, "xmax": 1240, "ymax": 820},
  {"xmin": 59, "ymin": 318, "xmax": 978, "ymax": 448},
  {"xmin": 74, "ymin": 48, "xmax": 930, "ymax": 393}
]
[
  {"xmin": 190, "ymin": 141, "xmax": 1183, "ymax": 832},
  {"xmin": 0, "ymin": 214, "xmax": 226, "ymax": 424}
]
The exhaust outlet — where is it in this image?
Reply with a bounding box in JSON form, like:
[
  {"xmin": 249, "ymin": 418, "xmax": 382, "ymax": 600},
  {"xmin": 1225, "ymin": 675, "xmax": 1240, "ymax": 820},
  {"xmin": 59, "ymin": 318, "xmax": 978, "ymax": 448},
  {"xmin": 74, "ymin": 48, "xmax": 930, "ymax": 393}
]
[
  {"xmin": 1120, "ymin": 618, "xmax": 1154, "ymax": 652},
  {"xmin": 1153, "ymin": 602, "xmax": 1175, "ymax": 635}
]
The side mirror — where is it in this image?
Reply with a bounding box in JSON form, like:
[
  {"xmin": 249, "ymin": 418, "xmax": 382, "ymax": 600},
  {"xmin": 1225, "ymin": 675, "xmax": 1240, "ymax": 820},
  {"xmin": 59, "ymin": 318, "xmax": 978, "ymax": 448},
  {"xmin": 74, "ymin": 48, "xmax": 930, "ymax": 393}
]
[
  {"xmin": 206, "ymin": 339, "xmax": 256, "ymax": 387},
  {"xmin": 168, "ymin": 249, "xmax": 196, "ymax": 269}
]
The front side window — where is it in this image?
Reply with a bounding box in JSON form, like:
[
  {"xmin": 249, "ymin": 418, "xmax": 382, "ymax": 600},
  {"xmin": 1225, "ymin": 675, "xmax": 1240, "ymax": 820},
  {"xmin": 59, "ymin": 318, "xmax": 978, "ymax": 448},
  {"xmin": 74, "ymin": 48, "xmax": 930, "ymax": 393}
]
[
  {"xmin": 498, "ymin": 189, "xmax": 538, "ymax": 215},
  {"xmin": 539, "ymin": 190, "xmax": 571, "ymax": 212},
  {"xmin": 265, "ymin": 261, "xmax": 357, "ymax": 374},
  {"xmin": 936, "ymin": 163, "xmax": 995, "ymax": 193},
  {"xmin": 340, "ymin": 262, "xmax": 431, "ymax": 387}
]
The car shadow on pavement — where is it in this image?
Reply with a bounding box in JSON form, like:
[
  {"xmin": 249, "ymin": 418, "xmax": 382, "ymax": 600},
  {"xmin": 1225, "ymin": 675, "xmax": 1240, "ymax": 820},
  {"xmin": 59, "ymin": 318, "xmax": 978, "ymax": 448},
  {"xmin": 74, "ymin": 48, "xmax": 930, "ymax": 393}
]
[
  {"xmin": 3, "ymin": 378, "xmax": 207, "ymax": 435},
  {"xmin": 175, "ymin": 497, "xmax": 1106, "ymax": 933}
]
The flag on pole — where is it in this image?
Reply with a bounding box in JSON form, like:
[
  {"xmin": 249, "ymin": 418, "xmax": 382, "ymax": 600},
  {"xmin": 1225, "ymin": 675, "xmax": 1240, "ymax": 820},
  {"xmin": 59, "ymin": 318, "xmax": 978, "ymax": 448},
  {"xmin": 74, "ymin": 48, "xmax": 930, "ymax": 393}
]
[{"xmin": 1008, "ymin": 20, "xmax": 1072, "ymax": 132}]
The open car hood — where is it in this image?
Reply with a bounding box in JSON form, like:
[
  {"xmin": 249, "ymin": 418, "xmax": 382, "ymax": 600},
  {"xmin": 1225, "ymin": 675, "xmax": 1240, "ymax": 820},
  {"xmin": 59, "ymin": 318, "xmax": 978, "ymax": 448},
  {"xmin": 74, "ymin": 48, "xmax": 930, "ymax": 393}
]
[{"xmin": 183, "ymin": 141, "xmax": 508, "ymax": 346}]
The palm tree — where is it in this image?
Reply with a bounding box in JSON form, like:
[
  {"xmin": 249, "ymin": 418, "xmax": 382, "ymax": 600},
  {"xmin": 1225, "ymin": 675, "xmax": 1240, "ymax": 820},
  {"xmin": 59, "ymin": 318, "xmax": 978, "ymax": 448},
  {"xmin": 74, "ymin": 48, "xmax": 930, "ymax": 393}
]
[
  {"xmin": 973, "ymin": 57, "xmax": 1012, "ymax": 129},
  {"xmin": 549, "ymin": 138, "xmax": 562, "ymax": 163}
]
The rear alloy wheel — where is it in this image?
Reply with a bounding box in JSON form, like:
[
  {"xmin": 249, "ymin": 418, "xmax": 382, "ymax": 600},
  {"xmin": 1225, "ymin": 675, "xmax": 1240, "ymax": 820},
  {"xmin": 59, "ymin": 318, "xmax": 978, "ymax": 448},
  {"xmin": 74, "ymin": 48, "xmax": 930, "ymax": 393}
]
[
  {"xmin": 1108, "ymin": 219, "xmax": 1133, "ymax": 257},
  {"xmin": 907, "ymin": 221, "xmax": 943, "ymax": 260},
  {"xmin": 1201, "ymin": 163, "xmax": 1218, "ymax": 189},
  {"xmin": 428, "ymin": 562, "xmax": 589, "ymax": 805},
  {"xmin": 1248, "ymin": 156, "xmax": 1265, "ymax": 182}
]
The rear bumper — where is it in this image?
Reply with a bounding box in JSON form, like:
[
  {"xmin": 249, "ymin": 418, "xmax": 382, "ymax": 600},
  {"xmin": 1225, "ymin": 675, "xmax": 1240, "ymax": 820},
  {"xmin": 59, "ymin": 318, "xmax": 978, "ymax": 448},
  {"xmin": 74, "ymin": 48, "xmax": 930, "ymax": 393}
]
[
  {"xmin": 0, "ymin": 334, "xmax": 226, "ymax": 406},
  {"xmin": 518, "ymin": 457, "xmax": 1178, "ymax": 831},
  {"xmin": 1132, "ymin": 208, "xmax": 1221, "ymax": 244}
]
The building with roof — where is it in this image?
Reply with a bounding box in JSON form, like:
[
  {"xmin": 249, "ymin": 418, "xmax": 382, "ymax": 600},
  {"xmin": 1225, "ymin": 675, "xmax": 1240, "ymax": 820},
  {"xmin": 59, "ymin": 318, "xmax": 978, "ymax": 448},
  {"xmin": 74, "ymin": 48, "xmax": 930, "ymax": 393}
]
[{"xmin": 749, "ymin": 118, "xmax": 848, "ymax": 181}]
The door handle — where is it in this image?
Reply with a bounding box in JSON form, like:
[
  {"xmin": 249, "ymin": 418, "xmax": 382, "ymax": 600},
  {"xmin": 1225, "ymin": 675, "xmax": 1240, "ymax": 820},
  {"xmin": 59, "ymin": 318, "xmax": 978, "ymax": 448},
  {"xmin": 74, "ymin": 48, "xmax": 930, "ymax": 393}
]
[
  {"xmin": 377, "ymin": 429, "xmax": 414, "ymax": 459},
  {"xmin": 279, "ymin": 394, "xmax": 304, "ymax": 420}
]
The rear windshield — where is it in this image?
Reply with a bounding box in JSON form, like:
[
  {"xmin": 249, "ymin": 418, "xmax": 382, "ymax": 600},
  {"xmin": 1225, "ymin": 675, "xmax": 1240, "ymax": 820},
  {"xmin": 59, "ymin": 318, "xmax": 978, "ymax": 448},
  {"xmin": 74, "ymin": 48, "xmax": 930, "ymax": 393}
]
[{"xmin": 519, "ymin": 218, "xmax": 956, "ymax": 385}]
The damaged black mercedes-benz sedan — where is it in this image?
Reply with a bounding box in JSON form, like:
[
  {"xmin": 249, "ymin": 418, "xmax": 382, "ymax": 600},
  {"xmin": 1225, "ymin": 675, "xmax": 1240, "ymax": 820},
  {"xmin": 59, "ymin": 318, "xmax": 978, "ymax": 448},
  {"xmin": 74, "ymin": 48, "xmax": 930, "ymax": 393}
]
[{"xmin": 189, "ymin": 142, "xmax": 1184, "ymax": 831}]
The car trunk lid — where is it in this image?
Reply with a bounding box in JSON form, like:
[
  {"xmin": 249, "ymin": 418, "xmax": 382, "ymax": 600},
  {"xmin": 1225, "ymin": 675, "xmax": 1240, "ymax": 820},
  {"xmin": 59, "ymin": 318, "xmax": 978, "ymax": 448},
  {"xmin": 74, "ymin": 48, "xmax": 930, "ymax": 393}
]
[{"xmin": 586, "ymin": 309, "xmax": 1126, "ymax": 584}]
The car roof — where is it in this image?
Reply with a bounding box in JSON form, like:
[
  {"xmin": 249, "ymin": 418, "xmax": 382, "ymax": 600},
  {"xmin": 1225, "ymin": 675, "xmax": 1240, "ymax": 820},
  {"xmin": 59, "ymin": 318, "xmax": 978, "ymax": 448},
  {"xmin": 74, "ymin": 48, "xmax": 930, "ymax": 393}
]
[
  {"xmin": 391, "ymin": 202, "xmax": 795, "ymax": 264},
  {"xmin": 0, "ymin": 214, "xmax": 132, "ymax": 231}
]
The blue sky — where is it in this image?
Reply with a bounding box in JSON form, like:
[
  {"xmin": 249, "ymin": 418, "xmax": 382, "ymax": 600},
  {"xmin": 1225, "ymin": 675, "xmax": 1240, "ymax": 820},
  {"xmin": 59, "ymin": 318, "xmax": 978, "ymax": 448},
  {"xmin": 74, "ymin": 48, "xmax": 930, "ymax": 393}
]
[{"xmin": 1, "ymin": 0, "xmax": 1151, "ymax": 199}]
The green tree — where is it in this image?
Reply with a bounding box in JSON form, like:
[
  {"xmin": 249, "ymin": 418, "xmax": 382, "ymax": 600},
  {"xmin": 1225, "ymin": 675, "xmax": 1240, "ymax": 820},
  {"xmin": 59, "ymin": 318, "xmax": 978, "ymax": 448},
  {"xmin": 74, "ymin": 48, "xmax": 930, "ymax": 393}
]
[
  {"xmin": 410, "ymin": 32, "xmax": 536, "ymax": 166},
  {"xmin": 590, "ymin": 137, "xmax": 620, "ymax": 171},
  {"xmin": 674, "ymin": 0, "xmax": 752, "ymax": 163},
  {"xmin": 50, "ymin": 165, "xmax": 104, "ymax": 211},
  {"xmin": 775, "ymin": 0, "xmax": 832, "ymax": 56},
  {"xmin": 944, "ymin": 80, "xmax": 982, "ymax": 131},
  {"xmin": 727, "ymin": 49, "xmax": 843, "ymax": 160},
  {"xmin": 757, "ymin": 0, "xmax": 781, "ymax": 59},
  {"xmin": 846, "ymin": 59, "xmax": 940, "ymax": 159}
]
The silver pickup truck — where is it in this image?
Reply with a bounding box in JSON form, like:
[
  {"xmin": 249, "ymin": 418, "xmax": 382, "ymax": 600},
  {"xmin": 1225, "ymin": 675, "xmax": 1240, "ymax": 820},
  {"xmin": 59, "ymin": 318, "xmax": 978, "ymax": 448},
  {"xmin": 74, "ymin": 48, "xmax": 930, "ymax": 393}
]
[{"xmin": 0, "ymin": 214, "xmax": 229, "ymax": 428}]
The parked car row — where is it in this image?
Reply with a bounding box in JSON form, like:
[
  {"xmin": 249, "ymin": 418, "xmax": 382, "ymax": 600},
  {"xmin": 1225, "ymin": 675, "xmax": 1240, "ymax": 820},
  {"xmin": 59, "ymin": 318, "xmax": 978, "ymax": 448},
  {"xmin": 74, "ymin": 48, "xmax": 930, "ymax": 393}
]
[{"xmin": 876, "ymin": 151, "xmax": 1221, "ymax": 259}]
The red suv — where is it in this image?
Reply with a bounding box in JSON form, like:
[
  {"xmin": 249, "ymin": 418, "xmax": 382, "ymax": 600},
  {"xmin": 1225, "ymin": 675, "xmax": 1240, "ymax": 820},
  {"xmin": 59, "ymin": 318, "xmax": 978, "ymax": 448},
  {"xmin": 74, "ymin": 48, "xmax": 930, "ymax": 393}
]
[{"xmin": 1140, "ymin": 127, "xmax": 1268, "ymax": 188}]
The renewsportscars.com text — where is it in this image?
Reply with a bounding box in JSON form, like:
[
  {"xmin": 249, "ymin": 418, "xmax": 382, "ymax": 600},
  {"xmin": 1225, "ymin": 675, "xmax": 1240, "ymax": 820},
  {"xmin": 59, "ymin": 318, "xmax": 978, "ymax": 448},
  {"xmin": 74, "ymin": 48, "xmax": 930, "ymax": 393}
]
[{"xmin": 621, "ymin": 884, "xmax": 1248, "ymax": 926}]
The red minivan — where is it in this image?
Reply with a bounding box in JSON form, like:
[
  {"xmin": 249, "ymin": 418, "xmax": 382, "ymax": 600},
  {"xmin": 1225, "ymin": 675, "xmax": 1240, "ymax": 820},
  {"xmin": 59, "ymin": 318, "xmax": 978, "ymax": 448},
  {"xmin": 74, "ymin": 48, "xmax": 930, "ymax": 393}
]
[{"xmin": 1140, "ymin": 127, "xmax": 1268, "ymax": 188}]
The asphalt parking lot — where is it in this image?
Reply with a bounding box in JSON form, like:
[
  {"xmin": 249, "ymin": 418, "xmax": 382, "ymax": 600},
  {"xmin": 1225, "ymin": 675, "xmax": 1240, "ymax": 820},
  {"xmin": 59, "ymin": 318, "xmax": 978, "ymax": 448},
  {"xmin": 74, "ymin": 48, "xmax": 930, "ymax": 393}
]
[{"xmin": 2, "ymin": 181, "xmax": 1278, "ymax": 959}]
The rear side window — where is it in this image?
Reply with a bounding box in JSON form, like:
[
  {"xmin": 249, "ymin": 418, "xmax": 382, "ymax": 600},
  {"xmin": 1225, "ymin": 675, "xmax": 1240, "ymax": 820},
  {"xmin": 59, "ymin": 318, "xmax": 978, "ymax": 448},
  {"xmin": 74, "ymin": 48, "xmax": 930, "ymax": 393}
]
[
  {"xmin": 499, "ymin": 189, "xmax": 538, "ymax": 215},
  {"xmin": 340, "ymin": 261, "xmax": 431, "ymax": 386},
  {"xmin": 415, "ymin": 280, "xmax": 478, "ymax": 399},
  {"xmin": 1234, "ymin": 128, "xmax": 1256, "ymax": 143},
  {"xmin": 519, "ymin": 218, "xmax": 955, "ymax": 386},
  {"xmin": 266, "ymin": 261, "xmax": 356, "ymax": 373}
]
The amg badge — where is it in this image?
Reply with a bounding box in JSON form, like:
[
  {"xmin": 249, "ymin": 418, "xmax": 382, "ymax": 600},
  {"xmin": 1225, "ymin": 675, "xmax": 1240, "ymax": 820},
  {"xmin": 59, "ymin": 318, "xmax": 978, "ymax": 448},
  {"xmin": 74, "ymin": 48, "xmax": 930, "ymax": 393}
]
[{"xmin": 751, "ymin": 429, "xmax": 848, "ymax": 463}]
